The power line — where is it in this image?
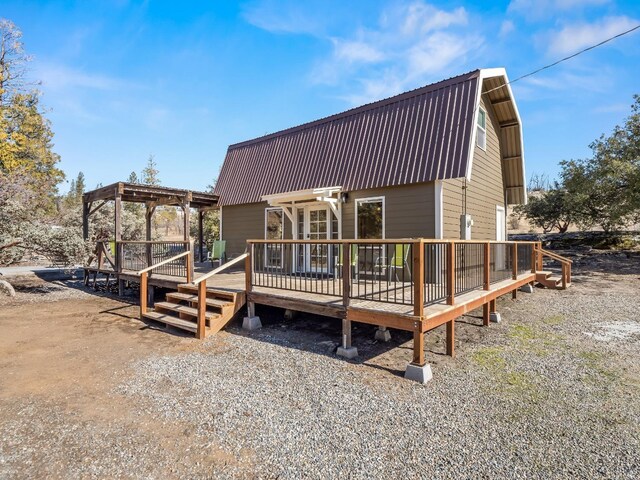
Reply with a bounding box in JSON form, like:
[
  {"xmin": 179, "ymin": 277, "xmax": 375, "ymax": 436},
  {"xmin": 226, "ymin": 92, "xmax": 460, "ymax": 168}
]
[{"xmin": 485, "ymin": 23, "xmax": 640, "ymax": 96}]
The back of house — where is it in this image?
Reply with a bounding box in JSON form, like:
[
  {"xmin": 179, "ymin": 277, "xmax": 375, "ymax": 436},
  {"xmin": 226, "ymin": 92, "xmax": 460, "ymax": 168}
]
[{"xmin": 214, "ymin": 68, "xmax": 526, "ymax": 258}]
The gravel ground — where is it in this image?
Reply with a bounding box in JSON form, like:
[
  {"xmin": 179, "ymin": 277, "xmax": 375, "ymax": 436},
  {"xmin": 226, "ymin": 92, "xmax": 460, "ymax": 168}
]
[{"xmin": 1, "ymin": 256, "xmax": 639, "ymax": 479}]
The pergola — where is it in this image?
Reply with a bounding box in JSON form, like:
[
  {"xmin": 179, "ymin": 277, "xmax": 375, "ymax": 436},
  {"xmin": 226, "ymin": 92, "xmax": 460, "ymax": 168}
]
[{"xmin": 82, "ymin": 182, "xmax": 218, "ymax": 293}]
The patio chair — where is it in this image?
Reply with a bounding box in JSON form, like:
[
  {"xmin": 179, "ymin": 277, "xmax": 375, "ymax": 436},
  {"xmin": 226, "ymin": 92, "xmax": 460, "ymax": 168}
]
[
  {"xmin": 334, "ymin": 244, "xmax": 358, "ymax": 279},
  {"xmin": 207, "ymin": 240, "xmax": 226, "ymax": 267},
  {"xmin": 388, "ymin": 244, "xmax": 412, "ymax": 282}
]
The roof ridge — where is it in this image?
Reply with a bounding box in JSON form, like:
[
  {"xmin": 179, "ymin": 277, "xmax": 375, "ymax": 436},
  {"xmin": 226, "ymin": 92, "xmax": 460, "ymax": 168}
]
[{"xmin": 228, "ymin": 69, "xmax": 481, "ymax": 150}]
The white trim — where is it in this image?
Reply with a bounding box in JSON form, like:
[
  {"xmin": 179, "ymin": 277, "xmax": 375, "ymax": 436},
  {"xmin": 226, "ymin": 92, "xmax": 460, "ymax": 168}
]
[
  {"xmin": 496, "ymin": 205, "xmax": 506, "ymax": 241},
  {"xmin": 434, "ymin": 181, "xmax": 443, "ymax": 239},
  {"xmin": 476, "ymin": 106, "xmax": 487, "ymax": 151},
  {"xmin": 262, "ymin": 186, "xmax": 342, "ymax": 204},
  {"xmin": 465, "ymin": 68, "xmax": 527, "ymax": 205},
  {"xmin": 264, "ymin": 207, "xmax": 284, "ymax": 240},
  {"xmin": 355, "ymin": 196, "xmax": 385, "ymax": 239}
]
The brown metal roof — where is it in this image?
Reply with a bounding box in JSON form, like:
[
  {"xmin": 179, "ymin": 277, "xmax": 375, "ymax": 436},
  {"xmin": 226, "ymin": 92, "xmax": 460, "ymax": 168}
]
[{"xmin": 215, "ymin": 69, "xmax": 515, "ymax": 206}]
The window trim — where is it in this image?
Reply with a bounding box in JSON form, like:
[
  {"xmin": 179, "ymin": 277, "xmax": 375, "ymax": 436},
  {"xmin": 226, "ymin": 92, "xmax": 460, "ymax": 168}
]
[
  {"xmin": 476, "ymin": 106, "xmax": 487, "ymax": 151},
  {"xmin": 264, "ymin": 207, "xmax": 284, "ymax": 240},
  {"xmin": 355, "ymin": 196, "xmax": 385, "ymax": 239}
]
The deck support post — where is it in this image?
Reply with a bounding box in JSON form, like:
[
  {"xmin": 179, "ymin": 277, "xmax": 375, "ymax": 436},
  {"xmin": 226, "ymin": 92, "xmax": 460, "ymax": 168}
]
[
  {"xmin": 489, "ymin": 298, "xmax": 501, "ymax": 323},
  {"xmin": 243, "ymin": 243, "xmax": 262, "ymax": 330},
  {"xmin": 337, "ymin": 318, "xmax": 358, "ymax": 359},
  {"xmin": 413, "ymin": 241, "xmax": 424, "ymax": 317},
  {"xmin": 483, "ymin": 243, "xmax": 491, "ymax": 326},
  {"xmin": 198, "ymin": 210, "xmax": 204, "ymax": 262},
  {"xmin": 375, "ymin": 326, "xmax": 391, "ymax": 342},
  {"xmin": 446, "ymin": 320, "xmax": 455, "ymax": 357},
  {"xmin": 405, "ymin": 331, "xmax": 432, "ymax": 383},
  {"xmin": 511, "ymin": 243, "xmax": 518, "ymax": 299}
]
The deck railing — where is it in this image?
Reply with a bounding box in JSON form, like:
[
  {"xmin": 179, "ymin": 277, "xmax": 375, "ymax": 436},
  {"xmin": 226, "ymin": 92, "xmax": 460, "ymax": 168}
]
[{"xmin": 247, "ymin": 239, "xmax": 540, "ymax": 314}]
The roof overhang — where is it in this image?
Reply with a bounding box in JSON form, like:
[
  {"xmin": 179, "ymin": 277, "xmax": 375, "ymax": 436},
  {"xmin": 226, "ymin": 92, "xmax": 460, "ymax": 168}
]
[
  {"xmin": 466, "ymin": 68, "xmax": 527, "ymax": 205},
  {"xmin": 261, "ymin": 186, "xmax": 342, "ymax": 206}
]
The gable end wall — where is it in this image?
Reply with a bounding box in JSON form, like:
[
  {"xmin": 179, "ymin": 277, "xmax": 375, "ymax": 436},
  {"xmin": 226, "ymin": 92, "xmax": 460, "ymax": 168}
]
[{"xmin": 442, "ymin": 95, "xmax": 505, "ymax": 240}]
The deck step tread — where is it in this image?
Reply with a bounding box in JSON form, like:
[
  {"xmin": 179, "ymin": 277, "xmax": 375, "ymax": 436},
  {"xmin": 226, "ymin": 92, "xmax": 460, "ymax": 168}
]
[
  {"xmin": 165, "ymin": 292, "xmax": 231, "ymax": 308},
  {"xmin": 177, "ymin": 284, "xmax": 237, "ymax": 300},
  {"xmin": 142, "ymin": 311, "xmax": 197, "ymax": 333},
  {"xmin": 154, "ymin": 301, "xmax": 219, "ymax": 319}
]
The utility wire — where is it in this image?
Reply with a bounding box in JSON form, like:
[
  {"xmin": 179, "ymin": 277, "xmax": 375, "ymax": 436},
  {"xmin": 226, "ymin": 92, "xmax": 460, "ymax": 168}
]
[{"xmin": 485, "ymin": 23, "xmax": 640, "ymax": 96}]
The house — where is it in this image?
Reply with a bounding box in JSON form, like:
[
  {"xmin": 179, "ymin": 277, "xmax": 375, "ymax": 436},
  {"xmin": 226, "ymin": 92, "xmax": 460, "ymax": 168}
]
[{"xmin": 214, "ymin": 68, "xmax": 526, "ymax": 259}]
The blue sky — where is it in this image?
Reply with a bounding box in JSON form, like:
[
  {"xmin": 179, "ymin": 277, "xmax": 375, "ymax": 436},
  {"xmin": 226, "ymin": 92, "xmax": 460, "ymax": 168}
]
[{"xmin": 3, "ymin": 0, "xmax": 640, "ymax": 193}]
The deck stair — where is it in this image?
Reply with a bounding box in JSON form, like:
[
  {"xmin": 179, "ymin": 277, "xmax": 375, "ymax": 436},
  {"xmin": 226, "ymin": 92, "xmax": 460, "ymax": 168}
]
[
  {"xmin": 535, "ymin": 270, "xmax": 569, "ymax": 289},
  {"xmin": 142, "ymin": 285, "xmax": 245, "ymax": 337}
]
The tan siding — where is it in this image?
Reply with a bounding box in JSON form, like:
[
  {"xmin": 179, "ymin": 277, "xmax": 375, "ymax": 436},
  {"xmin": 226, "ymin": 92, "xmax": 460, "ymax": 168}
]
[
  {"xmin": 442, "ymin": 96, "xmax": 505, "ymax": 240},
  {"xmin": 342, "ymin": 183, "xmax": 436, "ymax": 238},
  {"xmin": 221, "ymin": 202, "xmax": 292, "ymax": 257}
]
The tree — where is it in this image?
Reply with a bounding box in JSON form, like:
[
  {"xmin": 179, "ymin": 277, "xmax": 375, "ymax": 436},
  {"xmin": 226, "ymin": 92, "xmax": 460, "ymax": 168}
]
[
  {"xmin": 514, "ymin": 185, "xmax": 575, "ymax": 233},
  {"xmin": 75, "ymin": 171, "xmax": 85, "ymax": 198},
  {"xmin": 141, "ymin": 154, "xmax": 160, "ymax": 185},
  {"xmin": 0, "ymin": 19, "xmax": 33, "ymax": 107},
  {"xmin": 127, "ymin": 171, "xmax": 139, "ymax": 184}
]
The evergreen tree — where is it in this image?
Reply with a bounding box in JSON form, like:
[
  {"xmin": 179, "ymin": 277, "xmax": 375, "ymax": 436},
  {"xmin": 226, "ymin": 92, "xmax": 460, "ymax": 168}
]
[
  {"xmin": 141, "ymin": 154, "xmax": 160, "ymax": 185},
  {"xmin": 127, "ymin": 171, "xmax": 139, "ymax": 184}
]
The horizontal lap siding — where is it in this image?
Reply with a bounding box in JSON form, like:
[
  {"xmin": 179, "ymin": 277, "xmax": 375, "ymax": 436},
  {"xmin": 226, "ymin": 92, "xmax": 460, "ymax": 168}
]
[
  {"xmin": 342, "ymin": 183, "xmax": 436, "ymax": 239},
  {"xmin": 222, "ymin": 203, "xmax": 292, "ymax": 257},
  {"xmin": 443, "ymin": 96, "xmax": 504, "ymax": 240}
]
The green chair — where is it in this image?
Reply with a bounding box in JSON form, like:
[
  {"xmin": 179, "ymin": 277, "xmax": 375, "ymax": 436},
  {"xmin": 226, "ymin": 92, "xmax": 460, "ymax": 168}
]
[
  {"xmin": 335, "ymin": 244, "xmax": 358, "ymax": 279},
  {"xmin": 208, "ymin": 240, "xmax": 226, "ymax": 267},
  {"xmin": 389, "ymin": 244, "xmax": 411, "ymax": 282}
]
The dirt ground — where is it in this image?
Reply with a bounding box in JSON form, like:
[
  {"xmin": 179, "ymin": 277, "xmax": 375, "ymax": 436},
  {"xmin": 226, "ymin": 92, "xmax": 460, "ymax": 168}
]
[{"xmin": 0, "ymin": 253, "xmax": 638, "ymax": 478}]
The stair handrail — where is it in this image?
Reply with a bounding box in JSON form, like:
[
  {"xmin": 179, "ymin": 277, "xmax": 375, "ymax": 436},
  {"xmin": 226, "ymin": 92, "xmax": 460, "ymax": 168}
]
[
  {"xmin": 535, "ymin": 246, "xmax": 572, "ymax": 289},
  {"xmin": 192, "ymin": 253, "xmax": 248, "ymax": 285},
  {"xmin": 537, "ymin": 248, "xmax": 573, "ymax": 264}
]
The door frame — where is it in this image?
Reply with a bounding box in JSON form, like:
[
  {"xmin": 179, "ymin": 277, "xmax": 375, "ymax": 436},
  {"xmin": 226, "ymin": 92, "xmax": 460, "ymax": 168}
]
[{"xmin": 293, "ymin": 203, "xmax": 332, "ymax": 273}]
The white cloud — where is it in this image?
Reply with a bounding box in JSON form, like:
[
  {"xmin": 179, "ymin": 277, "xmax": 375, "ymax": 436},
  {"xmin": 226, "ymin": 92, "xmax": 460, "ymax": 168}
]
[
  {"xmin": 241, "ymin": 0, "xmax": 326, "ymax": 35},
  {"xmin": 312, "ymin": 1, "xmax": 482, "ymax": 104},
  {"xmin": 35, "ymin": 63, "xmax": 126, "ymax": 91},
  {"xmin": 508, "ymin": 0, "xmax": 610, "ymax": 19},
  {"xmin": 499, "ymin": 20, "xmax": 515, "ymax": 38},
  {"xmin": 546, "ymin": 16, "xmax": 638, "ymax": 56},
  {"xmin": 332, "ymin": 38, "xmax": 385, "ymax": 64}
]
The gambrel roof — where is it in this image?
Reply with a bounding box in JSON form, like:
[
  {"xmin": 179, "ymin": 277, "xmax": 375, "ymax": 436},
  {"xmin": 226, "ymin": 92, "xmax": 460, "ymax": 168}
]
[{"xmin": 215, "ymin": 68, "xmax": 526, "ymax": 206}]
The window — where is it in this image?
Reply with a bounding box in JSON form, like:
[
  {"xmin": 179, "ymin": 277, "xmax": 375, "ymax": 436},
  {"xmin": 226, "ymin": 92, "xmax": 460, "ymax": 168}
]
[
  {"xmin": 265, "ymin": 208, "xmax": 283, "ymax": 268},
  {"xmin": 476, "ymin": 107, "xmax": 487, "ymax": 150},
  {"xmin": 356, "ymin": 197, "xmax": 384, "ymax": 239}
]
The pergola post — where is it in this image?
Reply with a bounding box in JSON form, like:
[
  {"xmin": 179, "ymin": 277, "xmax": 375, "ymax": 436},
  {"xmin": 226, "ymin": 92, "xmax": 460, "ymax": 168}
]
[
  {"xmin": 114, "ymin": 188, "xmax": 124, "ymax": 296},
  {"xmin": 198, "ymin": 210, "xmax": 204, "ymax": 262}
]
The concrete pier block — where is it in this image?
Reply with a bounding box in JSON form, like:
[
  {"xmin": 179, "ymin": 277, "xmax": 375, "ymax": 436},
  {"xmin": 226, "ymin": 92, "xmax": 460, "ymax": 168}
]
[
  {"xmin": 375, "ymin": 327, "xmax": 392, "ymax": 342},
  {"xmin": 405, "ymin": 363, "xmax": 433, "ymax": 384},
  {"xmin": 490, "ymin": 312, "xmax": 502, "ymax": 323},
  {"xmin": 336, "ymin": 346, "xmax": 358, "ymax": 359},
  {"xmin": 520, "ymin": 283, "xmax": 534, "ymax": 293},
  {"xmin": 242, "ymin": 316, "xmax": 262, "ymax": 331}
]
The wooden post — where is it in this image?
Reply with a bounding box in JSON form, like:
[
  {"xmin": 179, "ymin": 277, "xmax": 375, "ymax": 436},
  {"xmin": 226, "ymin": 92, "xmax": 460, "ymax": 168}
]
[
  {"xmin": 182, "ymin": 201, "xmax": 191, "ymax": 243},
  {"xmin": 412, "ymin": 331, "xmax": 425, "ymax": 366},
  {"xmin": 530, "ymin": 243, "xmax": 536, "ymax": 273},
  {"xmin": 186, "ymin": 252, "xmax": 193, "ymax": 283},
  {"xmin": 140, "ymin": 271, "xmax": 148, "ymax": 317},
  {"xmin": 562, "ymin": 263, "xmax": 567, "ymax": 290},
  {"xmin": 82, "ymin": 201, "xmax": 89, "ymax": 240},
  {"xmin": 489, "ymin": 299, "xmax": 496, "ymax": 313},
  {"xmin": 537, "ymin": 241, "xmax": 543, "ymax": 271},
  {"xmin": 413, "ymin": 241, "xmax": 424, "ymax": 317},
  {"xmin": 245, "ymin": 242, "xmax": 255, "ymax": 317},
  {"xmin": 198, "ymin": 210, "xmax": 204, "ymax": 262},
  {"xmin": 512, "ymin": 242, "xmax": 518, "ymax": 280},
  {"xmin": 342, "ymin": 318, "xmax": 352, "ymax": 348},
  {"xmin": 446, "ymin": 241, "xmax": 455, "ymax": 306},
  {"xmin": 483, "ymin": 242, "xmax": 490, "ymax": 290},
  {"xmin": 114, "ymin": 190, "xmax": 124, "ymax": 296},
  {"xmin": 197, "ymin": 280, "xmax": 206, "ymax": 339},
  {"xmin": 483, "ymin": 303, "xmax": 490, "ymax": 326},
  {"xmin": 446, "ymin": 320, "xmax": 455, "ymax": 357},
  {"xmin": 145, "ymin": 204, "xmax": 153, "ymax": 268},
  {"xmin": 342, "ymin": 242, "xmax": 351, "ymax": 308}
]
